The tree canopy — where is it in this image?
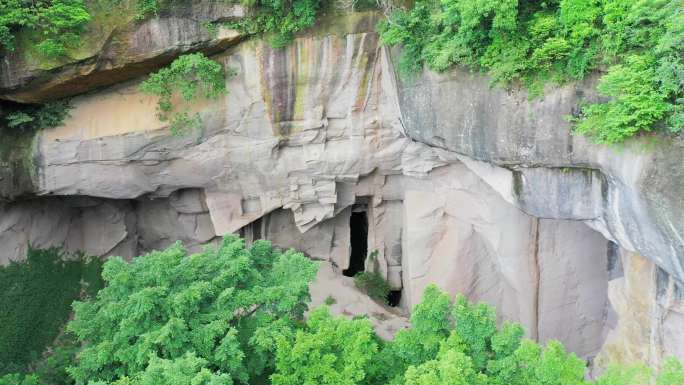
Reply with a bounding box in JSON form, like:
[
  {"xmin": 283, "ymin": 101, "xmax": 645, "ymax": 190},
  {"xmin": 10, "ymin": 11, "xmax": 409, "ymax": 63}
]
[
  {"xmin": 1, "ymin": 237, "xmax": 683, "ymax": 385},
  {"xmin": 67, "ymin": 236, "xmax": 318, "ymax": 385}
]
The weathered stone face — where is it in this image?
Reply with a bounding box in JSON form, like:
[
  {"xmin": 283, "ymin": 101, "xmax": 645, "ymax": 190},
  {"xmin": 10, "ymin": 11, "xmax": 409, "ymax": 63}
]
[
  {"xmin": 0, "ymin": 190, "xmax": 215, "ymax": 266},
  {"xmin": 395, "ymin": 62, "xmax": 684, "ymax": 286},
  {"xmin": 1, "ymin": 9, "xmax": 683, "ymax": 369}
]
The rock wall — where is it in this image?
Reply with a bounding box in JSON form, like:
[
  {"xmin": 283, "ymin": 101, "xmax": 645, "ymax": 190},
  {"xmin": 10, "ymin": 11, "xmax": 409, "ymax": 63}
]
[
  {"xmin": 0, "ymin": 189, "xmax": 215, "ymax": 265},
  {"xmin": 396, "ymin": 63, "xmax": 684, "ymax": 287},
  {"xmin": 1, "ymin": 9, "xmax": 683, "ymax": 369}
]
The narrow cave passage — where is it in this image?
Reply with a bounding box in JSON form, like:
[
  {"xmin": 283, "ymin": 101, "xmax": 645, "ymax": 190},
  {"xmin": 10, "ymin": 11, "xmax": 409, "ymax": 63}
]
[
  {"xmin": 387, "ymin": 290, "xmax": 402, "ymax": 307},
  {"xmin": 343, "ymin": 209, "xmax": 368, "ymax": 277}
]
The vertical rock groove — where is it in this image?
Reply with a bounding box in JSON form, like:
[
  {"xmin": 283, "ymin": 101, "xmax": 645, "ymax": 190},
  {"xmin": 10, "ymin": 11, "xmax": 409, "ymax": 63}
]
[{"xmin": 532, "ymin": 217, "xmax": 541, "ymax": 340}]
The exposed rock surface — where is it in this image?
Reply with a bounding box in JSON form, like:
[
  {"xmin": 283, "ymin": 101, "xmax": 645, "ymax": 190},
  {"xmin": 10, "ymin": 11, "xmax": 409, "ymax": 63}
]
[
  {"xmin": 0, "ymin": 9, "xmax": 682, "ymax": 368},
  {"xmin": 0, "ymin": 189, "xmax": 215, "ymax": 265},
  {"xmin": 397, "ymin": 65, "xmax": 684, "ymax": 286},
  {"xmin": 595, "ymin": 251, "xmax": 684, "ymax": 371},
  {"xmin": 309, "ymin": 262, "xmax": 410, "ymax": 340}
]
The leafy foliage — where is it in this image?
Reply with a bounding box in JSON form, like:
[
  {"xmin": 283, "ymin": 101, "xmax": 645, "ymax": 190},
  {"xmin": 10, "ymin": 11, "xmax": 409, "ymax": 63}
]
[
  {"xmin": 573, "ymin": 54, "xmax": 672, "ymax": 143},
  {"xmin": 31, "ymin": 333, "xmax": 82, "ymax": 385},
  {"xmin": 0, "ymin": 373, "xmax": 40, "ymax": 385},
  {"xmin": 0, "ymin": 0, "xmax": 90, "ymax": 58},
  {"xmin": 139, "ymin": 53, "xmax": 230, "ymax": 135},
  {"xmin": 133, "ymin": 0, "xmax": 326, "ymax": 48},
  {"xmin": 3, "ymin": 243, "xmax": 683, "ymax": 385},
  {"xmin": 379, "ymin": 0, "xmax": 684, "ymax": 143},
  {"xmin": 0, "ymin": 248, "xmax": 103, "ymax": 376},
  {"xmin": 225, "ymin": 0, "xmax": 326, "ymax": 48},
  {"xmin": 66, "ymin": 236, "xmax": 319, "ymax": 385},
  {"xmin": 3, "ymin": 101, "xmax": 72, "ymax": 132},
  {"xmin": 271, "ymin": 306, "xmax": 378, "ymax": 385},
  {"xmin": 134, "ymin": 0, "xmax": 162, "ymax": 19},
  {"xmin": 366, "ymin": 285, "xmax": 682, "ymax": 385},
  {"xmin": 354, "ymin": 271, "xmax": 391, "ymax": 304},
  {"xmin": 369, "ymin": 285, "xmax": 453, "ymax": 384}
]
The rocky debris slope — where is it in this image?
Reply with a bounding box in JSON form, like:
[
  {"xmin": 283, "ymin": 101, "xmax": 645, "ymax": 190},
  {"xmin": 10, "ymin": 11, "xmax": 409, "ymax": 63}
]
[{"xmin": 0, "ymin": 10, "xmax": 682, "ymax": 368}]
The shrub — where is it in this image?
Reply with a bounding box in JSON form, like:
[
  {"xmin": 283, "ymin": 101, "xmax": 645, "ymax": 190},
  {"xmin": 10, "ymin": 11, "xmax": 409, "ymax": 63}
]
[
  {"xmin": 3, "ymin": 101, "xmax": 72, "ymax": 132},
  {"xmin": 133, "ymin": 0, "xmax": 326, "ymax": 48},
  {"xmin": 354, "ymin": 271, "xmax": 391, "ymax": 304},
  {"xmin": 134, "ymin": 0, "xmax": 162, "ymax": 19},
  {"xmin": 574, "ymin": 55, "xmax": 671, "ymax": 144},
  {"xmin": 0, "ymin": 373, "xmax": 40, "ymax": 385},
  {"xmin": 3, "ymin": 254, "xmax": 683, "ymax": 385},
  {"xmin": 139, "ymin": 53, "xmax": 231, "ymax": 135},
  {"xmin": 225, "ymin": 0, "xmax": 326, "ymax": 48},
  {"xmin": 32, "ymin": 333, "xmax": 80, "ymax": 385}
]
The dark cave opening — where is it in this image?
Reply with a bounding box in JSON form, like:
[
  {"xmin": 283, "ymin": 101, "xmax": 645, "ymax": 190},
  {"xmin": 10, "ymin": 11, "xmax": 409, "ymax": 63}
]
[
  {"xmin": 387, "ymin": 290, "xmax": 402, "ymax": 307},
  {"xmin": 343, "ymin": 209, "xmax": 368, "ymax": 277}
]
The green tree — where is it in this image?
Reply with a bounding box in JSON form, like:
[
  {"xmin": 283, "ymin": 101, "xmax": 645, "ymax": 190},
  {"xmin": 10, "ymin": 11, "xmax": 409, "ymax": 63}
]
[
  {"xmin": 404, "ymin": 349, "xmax": 486, "ymax": 385},
  {"xmin": 271, "ymin": 307, "xmax": 378, "ymax": 385},
  {"xmin": 0, "ymin": 248, "xmax": 102, "ymax": 376},
  {"xmin": 369, "ymin": 285, "xmax": 453, "ymax": 384},
  {"xmin": 452, "ymin": 294, "xmax": 498, "ymax": 371},
  {"xmin": 5, "ymin": 249, "xmax": 684, "ymax": 385},
  {"xmin": 66, "ymin": 236, "xmax": 319, "ymax": 385}
]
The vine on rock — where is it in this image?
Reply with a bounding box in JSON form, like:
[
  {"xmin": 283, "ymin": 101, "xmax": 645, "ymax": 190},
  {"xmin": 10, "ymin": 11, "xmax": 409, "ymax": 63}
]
[{"xmin": 139, "ymin": 53, "xmax": 232, "ymax": 135}]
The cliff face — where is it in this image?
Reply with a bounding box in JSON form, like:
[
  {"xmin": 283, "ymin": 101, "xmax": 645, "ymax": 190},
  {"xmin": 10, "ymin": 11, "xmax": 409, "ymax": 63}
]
[
  {"xmin": 1, "ymin": 9, "xmax": 682, "ymax": 369},
  {"xmin": 0, "ymin": 0, "xmax": 243, "ymax": 103}
]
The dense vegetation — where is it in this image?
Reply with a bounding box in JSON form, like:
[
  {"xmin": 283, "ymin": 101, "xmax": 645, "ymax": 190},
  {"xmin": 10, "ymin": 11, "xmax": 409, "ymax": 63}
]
[
  {"xmin": 2, "ymin": 237, "xmax": 683, "ymax": 385},
  {"xmin": 224, "ymin": 0, "xmax": 325, "ymax": 47},
  {"xmin": 0, "ymin": 0, "xmax": 326, "ymax": 59},
  {"xmin": 379, "ymin": 0, "xmax": 684, "ymax": 144},
  {"xmin": 1, "ymin": 101, "xmax": 72, "ymax": 133},
  {"xmin": 0, "ymin": 0, "xmax": 90, "ymax": 57},
  {"xmin": 0, "ymin": 248, "xmax": 103, "ymax": 378},
  {"xmin": 139, "ymin": 53, "xmax": 230, "ymax": 134},
  {"xmin": 66, "ymin": 236, "xmax": 318, "ymax": 385}
]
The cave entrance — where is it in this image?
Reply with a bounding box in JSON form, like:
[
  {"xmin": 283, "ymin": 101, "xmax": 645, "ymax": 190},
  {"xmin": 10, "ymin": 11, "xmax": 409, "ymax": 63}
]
[
  {"xmin": 387, "ymin": 290, "xmax": 402, "ymax": 307},
  {"xmin": 343, "ymin": 205, "xmax": 368, "ymax": 277}
]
